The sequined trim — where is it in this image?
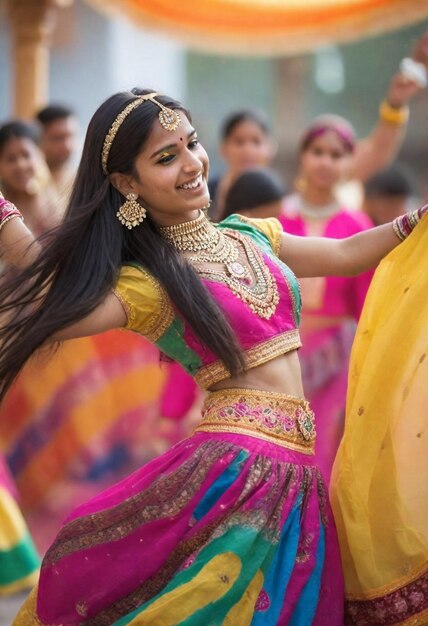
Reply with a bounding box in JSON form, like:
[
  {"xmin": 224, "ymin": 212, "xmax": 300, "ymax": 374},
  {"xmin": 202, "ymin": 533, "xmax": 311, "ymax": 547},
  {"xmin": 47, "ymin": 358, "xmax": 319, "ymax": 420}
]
[
  {"xmin": 112, "ymin": 288, "xmax": 135, "ymax": 328},
  {"xmin": 141, "ymin": 272, "xmax": 175, "ymax": 341},
  {"xmin": 195, "ymin": 387, "xmax": 315, "ymax": 454},
  {"xmin": 236, "ymin": 214, "xmax": 282, "ymax": 256},
  {"xmin": 43, "ymin": 441, "xmax": 235, "ymax": 566},
  {"xmin": 345, "ymin": 563, "xmax": 428, "ymax": 626},
  {"xmin": 195, "ymin": 330, "xmax": 302, "ymax": 389},
  {"xmin": 115, "ymin": 267, "xmax": 175, "ymax": 342},
  {"xmin": 198, "ymin": 229, "xmax": 280, "ymax": 320}
]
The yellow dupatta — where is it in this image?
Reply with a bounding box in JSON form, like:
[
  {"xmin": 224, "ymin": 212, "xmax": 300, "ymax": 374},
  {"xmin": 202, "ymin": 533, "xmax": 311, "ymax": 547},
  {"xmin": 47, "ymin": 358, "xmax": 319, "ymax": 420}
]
[{"xmin": 330, "ymin": 215, "xmax": 428, "ymax": 626}]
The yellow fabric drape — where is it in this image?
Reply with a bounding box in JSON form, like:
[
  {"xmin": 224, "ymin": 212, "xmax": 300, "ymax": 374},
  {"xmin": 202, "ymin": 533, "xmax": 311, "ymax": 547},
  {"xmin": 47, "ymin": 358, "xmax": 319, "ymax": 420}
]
[
  {"xmin": 85, "ymin": 0, "xmax": 428, "ymax": 55},
  {"xmin": 330, "ymin": 215, "xmax": 428, "ymax": 625}
]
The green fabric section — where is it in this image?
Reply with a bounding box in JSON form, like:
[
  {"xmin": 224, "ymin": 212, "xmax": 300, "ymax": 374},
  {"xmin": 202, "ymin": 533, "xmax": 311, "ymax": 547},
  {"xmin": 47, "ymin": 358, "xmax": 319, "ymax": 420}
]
[
  {"xmin": 217, "ymin": 214, "xmax": 273, "ymax": 254},
  {"xmin": 156, "ymin": 318, "xmax": 202, "ymax": 375},
  {"xmin": 0, "ymin": 533, "xmax": 40, "ymax": 586},
  {"xmin": 114, "ymin": 525, "xmax": 275, "ymax": 625},
  {"xmin": 276, "ymin": 263, "xmax": 302, "ymax": 325}
]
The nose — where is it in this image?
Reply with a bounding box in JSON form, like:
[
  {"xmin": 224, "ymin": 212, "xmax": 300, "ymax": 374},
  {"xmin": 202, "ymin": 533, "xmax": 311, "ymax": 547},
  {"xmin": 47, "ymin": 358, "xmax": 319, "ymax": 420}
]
[{"xmin": 182, "ymin": 148, "xmax": 202, "ymax": 174}]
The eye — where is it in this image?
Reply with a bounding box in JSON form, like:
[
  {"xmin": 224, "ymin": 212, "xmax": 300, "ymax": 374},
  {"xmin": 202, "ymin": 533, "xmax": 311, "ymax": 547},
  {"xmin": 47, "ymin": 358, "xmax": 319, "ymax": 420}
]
[
  {"xmin": 188, "ymin": 137, "xmax": 199, "ymax": 149},
  {"xmin": 158, "ymin": 152, "xmax": 175, "ymax": 165}
]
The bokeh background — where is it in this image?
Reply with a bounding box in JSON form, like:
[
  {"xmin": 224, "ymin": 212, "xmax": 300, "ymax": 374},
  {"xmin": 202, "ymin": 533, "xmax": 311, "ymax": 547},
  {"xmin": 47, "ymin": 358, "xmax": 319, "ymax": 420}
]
[{"xmin": 1, "ymin": 0, "xmax": 428, "ymax": 193}]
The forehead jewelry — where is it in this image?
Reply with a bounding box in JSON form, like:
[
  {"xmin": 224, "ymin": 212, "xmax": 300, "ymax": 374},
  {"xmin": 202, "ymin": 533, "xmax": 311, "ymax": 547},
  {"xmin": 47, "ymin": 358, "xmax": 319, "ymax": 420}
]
[{"xmin": 101, "ymin": 92, "xmax": 181, "ymax": 174}]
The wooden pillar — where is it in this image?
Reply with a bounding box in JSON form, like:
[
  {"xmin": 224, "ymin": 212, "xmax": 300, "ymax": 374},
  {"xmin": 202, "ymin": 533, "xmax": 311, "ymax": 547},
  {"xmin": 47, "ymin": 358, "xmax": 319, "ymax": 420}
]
[
  {"xmin": 7, "ymin": 0, "xmax": 72, "ymax": 119},
  {"xmin": 273, "ymin": 56, "xmax": 311, "ymax": 185}
]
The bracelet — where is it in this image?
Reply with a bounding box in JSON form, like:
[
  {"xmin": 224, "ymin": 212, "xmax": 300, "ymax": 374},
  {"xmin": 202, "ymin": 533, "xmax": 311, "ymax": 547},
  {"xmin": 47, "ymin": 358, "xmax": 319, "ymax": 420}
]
[
  {"xmin": 400, "ymin": 57, "xmax": 428, "ymax": 88},
  {"xmin": 0, "ymin": 213, "xmax": 23, "ymax": 233},
  {"xmin": 392, "ymin": 204, "xmax": 428, "ymax": 241},
  {"xmin": 0, "ymin": 199, "xmax": 24, "ymax": 233},
  {"xmin": 379, "ymin": 100, "xmax": 409, "ymax": 125}
]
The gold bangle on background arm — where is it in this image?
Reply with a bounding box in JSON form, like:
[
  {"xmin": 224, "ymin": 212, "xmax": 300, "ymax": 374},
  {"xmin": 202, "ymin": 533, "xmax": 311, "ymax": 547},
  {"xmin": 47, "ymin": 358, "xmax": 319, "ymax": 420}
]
[{"xmin": 379, "ymin": 100, "xmax": 409, "ymax": 125}]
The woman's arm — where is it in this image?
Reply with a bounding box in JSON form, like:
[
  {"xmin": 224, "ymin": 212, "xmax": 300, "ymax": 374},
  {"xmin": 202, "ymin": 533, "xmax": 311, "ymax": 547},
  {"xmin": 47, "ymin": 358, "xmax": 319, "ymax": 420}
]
[
  {"xmin": 51, "ymin": 291, "xmax": 127, "ymax": 342},
  {"xmin": 0, "ymin": 213, "xmax": 41, "ymax": 268},
  {"xmin": 280, "ymin": 223, "xmax": 398, "ymax": 278},
  {"xmin": 350, "ymin": 30, "xmax": 428, "ymax": 182}
]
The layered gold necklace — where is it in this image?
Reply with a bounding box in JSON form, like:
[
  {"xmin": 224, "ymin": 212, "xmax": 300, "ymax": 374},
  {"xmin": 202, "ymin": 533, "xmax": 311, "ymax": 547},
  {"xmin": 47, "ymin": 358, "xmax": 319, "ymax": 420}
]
[{"xmin": 159, "ymin": 212, "xmax": 279, "ymax": 319}]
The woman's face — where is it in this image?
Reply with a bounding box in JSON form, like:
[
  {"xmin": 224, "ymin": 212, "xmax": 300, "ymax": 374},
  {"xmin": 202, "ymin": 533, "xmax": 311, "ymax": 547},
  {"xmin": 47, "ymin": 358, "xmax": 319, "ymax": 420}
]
[
  {"xmin": 122, "ymin": 111, "xmax": 210, "ymax": 226},
  {"xmin": 299, "ymin": 130, "xmax": 351, "ymax": 192},
  {"xmin": 0, "ymin": 137, "xmax": 41, "ymax": 195},
  {"xmin": 221, "ymin": 120, "xmax": 274, "ymax": 174}
]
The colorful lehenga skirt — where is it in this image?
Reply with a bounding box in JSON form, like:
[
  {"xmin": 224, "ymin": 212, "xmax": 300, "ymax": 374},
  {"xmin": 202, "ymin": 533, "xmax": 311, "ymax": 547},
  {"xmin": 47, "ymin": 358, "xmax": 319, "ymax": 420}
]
[
  {"xmin": 0, "ymin": 331, "xmax": 194, "ymax": 553},
  {"xmin": 300, "ymin": 321, "xmax": 355, "ymax": 484},
  {"xmin": 14, "ymin": 388, "xmax": 344, "ymax": 625},
  {"xmin": 0, "ymin": 454, "xmax": 39, "ymax": 595}
]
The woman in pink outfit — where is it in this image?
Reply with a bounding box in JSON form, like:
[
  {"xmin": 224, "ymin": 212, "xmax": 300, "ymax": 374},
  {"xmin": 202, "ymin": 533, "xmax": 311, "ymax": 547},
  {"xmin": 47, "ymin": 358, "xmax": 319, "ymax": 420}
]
[{"xmin": 280, "ymin": 116, "xmax": 374, "ymax": 483}]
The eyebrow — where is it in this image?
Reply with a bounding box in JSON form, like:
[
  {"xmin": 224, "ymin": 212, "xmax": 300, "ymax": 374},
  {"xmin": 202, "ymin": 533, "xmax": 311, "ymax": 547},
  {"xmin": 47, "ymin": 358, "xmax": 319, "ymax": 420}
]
[{"xmin": 150, "ymin": 129, "xmax": 197, "ymax": 159}]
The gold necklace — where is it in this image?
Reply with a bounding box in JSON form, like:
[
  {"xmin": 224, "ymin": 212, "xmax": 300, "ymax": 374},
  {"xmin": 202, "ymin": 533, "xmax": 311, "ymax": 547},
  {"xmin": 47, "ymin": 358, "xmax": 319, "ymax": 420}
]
[
  {"xmin": 159, "ymin": 213, "xmax": 279, "ymax": 318},
  {"xmin": 198, "ymin": 231, "xmax": 279, "ymax": 319},
  {"xmin": 159, "ymin": 212, "xmax": 250, "ymax": 281}
]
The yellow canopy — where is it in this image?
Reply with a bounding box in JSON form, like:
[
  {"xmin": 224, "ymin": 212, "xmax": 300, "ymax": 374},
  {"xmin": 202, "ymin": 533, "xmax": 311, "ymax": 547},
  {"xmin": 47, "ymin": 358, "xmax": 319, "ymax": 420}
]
[{"xmin": 85, "ymin": 0, "xmax": 428, "ymax": 55}]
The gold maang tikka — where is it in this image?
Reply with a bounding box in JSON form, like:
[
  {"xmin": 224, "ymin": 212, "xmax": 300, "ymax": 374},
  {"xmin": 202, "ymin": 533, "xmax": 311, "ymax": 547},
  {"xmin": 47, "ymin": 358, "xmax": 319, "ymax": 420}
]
[{"xmin": 101, "ymin": 92, "xmax": 181, "ymax": 175}]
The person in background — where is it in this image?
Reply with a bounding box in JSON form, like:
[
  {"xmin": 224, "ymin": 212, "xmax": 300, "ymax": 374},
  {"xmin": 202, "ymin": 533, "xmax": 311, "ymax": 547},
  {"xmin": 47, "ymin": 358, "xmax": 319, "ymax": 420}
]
[
  {"xmin": 222, "ymin": 168, "xmax": 286, "ymax": 220},
  {"xmin": 209, "ymin": 109, "xmax": 276, "ymax": 218},
  {"xmin": 0, "ymin": 121, "xmax": 60, "ymax": 237},
  {"xmin": 35, "ymin": 104, "xmax": 79, "ymax": 208},
  {"xmin": 363, "ymin": 164, "xmax": 415, "ymax": 226},
  {"xmin": 281, "ymin": 116, "xmax": 374, "ymax": 483},
  {"xmin": 211, "ymin": 29, "xmax": 428, "ymax": 218}
]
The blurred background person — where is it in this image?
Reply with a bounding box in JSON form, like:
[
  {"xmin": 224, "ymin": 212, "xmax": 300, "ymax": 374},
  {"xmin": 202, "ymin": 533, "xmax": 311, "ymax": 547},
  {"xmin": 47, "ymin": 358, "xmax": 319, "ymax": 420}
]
[
  {"xmin": 209, "ymin": 110, "xmax": 277, "ymax": 218},
  {"xmin": 281, "ymin": 116, "xmax": 374, "ymax": 483},
  {"xmin": 0, "ymin": 121, "xmax": 60, "ymax": 237},
  {"xmin": 222, "ymin": 167, "xmax": 286, "ymax": 220},
  {"xmin": 210, "ymin": 30, "xmax": 428, "ymax": 221},
  {"xmin": 363, "ymin": 164, "xmax": 416, "ymax": 226},
  {"xmin": 35, "ymin": 104, "xmax": 79, "ymax": 211}
]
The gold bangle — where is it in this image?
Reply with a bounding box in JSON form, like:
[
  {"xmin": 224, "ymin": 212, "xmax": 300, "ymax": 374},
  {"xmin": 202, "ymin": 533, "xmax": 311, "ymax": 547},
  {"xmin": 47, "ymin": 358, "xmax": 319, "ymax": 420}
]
[
  {"xmin": 392, "ymin": 219, "xmax": 405, "ymax": 241},
  {"xmin": 379, "ymin": 100, "xmax": 409, "ymax": 125},
  {"xmin": 0, "ymin": 213, "xmax": 23, "ymax": 233}
]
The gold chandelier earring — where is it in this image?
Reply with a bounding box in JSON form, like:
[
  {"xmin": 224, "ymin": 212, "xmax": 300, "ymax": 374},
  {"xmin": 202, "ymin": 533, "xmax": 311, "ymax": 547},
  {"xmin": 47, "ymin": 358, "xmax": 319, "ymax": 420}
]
[{"xmin": 116, "ymin": 192, "xmax": 146, "ymax": 229}]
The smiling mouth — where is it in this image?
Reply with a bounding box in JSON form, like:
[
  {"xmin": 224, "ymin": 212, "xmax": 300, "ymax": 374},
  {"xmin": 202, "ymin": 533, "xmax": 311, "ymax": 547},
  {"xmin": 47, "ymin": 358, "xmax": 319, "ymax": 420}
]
[{"xmin": 178, "ymin": 173, "xmax": 203, "ymax": 190}]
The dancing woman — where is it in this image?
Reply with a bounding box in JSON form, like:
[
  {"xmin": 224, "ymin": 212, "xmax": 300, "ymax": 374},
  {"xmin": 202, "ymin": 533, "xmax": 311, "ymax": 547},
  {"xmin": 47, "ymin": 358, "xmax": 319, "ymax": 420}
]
[{"xmin": 0, "ymin": 89, "xmax": 424, "ymax": 625}]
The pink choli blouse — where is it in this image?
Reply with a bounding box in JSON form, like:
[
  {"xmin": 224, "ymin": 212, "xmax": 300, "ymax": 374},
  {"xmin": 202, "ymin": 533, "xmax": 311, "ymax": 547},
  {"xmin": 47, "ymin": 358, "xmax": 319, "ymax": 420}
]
[{"xmin": 114, "ymin": 215, "xmax": 301, "ymax": 389}]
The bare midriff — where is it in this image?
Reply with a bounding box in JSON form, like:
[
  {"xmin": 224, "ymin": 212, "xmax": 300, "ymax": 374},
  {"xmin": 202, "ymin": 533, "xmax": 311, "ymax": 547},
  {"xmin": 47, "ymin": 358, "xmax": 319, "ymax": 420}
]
[{"xmin": 209, "ymin": 349, "xmax": 305, "ymax": 398}]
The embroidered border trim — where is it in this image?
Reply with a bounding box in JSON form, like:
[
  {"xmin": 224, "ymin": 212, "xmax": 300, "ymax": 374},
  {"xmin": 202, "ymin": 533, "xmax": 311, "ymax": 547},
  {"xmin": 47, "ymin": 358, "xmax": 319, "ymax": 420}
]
[
  {"xmin": 195, "ymin": 387, "xmax": 315, "ymax": 454},
  {"xmin": 345, "ymin": 564, "xmax": 428, "ymax": 626},
  {"xmin": 237, "ymin": 214, "xmax": 283, "ymax": 256},
  {"xmin": 194, "ymin": 329, "xmax": 302, "ymax": 389},
  {"xmin": 113, "ymin": 267, "xmax": 175, "ymax": 342},
  {"xmin": 112, "ymin": 287, "xmax": 136, "ymax": 328},
  {"xmin": 140, "ymin": 272, "xmax": 175, "ymax": 342}
]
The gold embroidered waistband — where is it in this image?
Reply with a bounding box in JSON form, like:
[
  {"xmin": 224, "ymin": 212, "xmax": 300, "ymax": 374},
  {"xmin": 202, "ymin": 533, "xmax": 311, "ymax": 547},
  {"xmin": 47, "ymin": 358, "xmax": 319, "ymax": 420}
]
[
  {"xmin": 195, "ymin": 387, "xmax": 315, "ymax": 454},
  {"xmin": 195, "ymin": 330, "xmax": 301, "ymax": 389}
]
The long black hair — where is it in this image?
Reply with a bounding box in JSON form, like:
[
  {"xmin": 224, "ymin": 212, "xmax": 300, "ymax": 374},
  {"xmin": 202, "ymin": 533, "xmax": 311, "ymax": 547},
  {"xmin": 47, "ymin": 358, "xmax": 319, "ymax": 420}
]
[{"xmin": 0, "ymin": 89, "xmax": 245, "ymax": 402}]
